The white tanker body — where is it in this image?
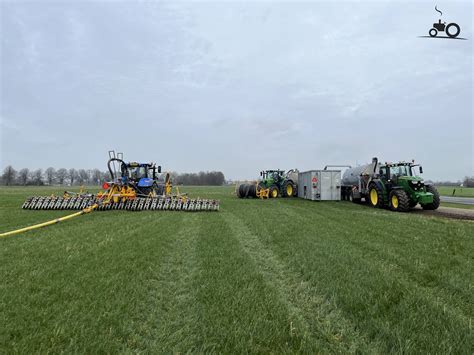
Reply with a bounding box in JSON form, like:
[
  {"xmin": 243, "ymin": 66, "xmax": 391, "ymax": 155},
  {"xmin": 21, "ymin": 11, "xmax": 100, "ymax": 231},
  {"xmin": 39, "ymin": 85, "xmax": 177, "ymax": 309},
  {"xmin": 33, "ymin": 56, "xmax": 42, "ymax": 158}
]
[{"xmin": 340, "ymin": 157, "xmax": 380, "ymax": 202}]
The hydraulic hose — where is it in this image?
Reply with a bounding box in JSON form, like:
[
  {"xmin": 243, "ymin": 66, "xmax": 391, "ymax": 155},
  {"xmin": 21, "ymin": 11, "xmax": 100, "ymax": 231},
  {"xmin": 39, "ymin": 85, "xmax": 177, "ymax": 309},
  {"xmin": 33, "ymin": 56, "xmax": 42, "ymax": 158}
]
[
  {"xmin": 107, "ymin": 158, "xmax": 126, "ymax": 180},
  {"xmin": 0, "ymin": 204, "xmax": 98, "ymax": 239}
]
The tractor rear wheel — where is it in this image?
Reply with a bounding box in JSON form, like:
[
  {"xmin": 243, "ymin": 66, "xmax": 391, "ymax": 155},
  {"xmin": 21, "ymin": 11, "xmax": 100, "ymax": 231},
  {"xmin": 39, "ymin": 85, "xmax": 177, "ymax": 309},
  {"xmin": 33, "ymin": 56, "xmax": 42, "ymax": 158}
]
[
  {"xmin": 446, "ymin": 23, "xmax": 460, "ymax": 38},
  {"xmin": 422, "ymin": 185, "xmax": 440, "ymax": 210},
  {"xmin": 269, "ymin": 185, "xmax": 279, "ymax": 198},
  {"xmin": 282, "ymin": 181, "xmax": 295, "ymax": 197},
  {"xmin": 368, "ymin": 184, "xmax": 384, "ymax": 208},
  {"xmin": 389, "ymin": 190, "xmax": 410, "ymax": 212}
]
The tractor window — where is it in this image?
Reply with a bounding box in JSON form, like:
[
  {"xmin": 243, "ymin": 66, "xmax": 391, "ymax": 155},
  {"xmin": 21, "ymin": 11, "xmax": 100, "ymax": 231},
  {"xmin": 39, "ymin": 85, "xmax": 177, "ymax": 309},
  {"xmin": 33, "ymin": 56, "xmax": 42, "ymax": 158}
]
[
  {"xmin": 389, "ymin": 165, "xmax": 412, "ymax": 177},
  {"xmin": 128, "ymin": 166, "xmax": 148, "ymax": 180}
]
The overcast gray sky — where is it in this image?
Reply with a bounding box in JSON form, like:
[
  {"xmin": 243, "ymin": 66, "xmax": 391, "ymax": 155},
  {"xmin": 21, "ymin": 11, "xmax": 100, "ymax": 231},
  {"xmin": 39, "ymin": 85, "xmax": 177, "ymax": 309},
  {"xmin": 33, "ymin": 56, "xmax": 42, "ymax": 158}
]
[{"xmin": 1, "ymin": 0, "xmax": 472, "ymax": 181}]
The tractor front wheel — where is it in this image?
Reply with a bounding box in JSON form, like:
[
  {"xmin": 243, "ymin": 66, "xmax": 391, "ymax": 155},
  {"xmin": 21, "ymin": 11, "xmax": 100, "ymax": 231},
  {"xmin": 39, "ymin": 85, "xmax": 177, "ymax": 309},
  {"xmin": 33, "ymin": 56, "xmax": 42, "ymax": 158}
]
[
  {"xmin": 409, "ymin": 200, "xmax": 418, "ymax": 208},
  {"xmin": 389, "ymin": 190, "xmax": 410, "ymax": 212},
  {"xmin": 368, "ymin": 184, "xmax": 384, "ymax": 208},
  {"xmin": 269, "ymin": 185, "xmax": 279, "ymax": 198},
  {"xmin": 282, "ymin": 181, "xmax": 295, "ymax": 197},
  {"xmin": 422, "ymin": 185, "xmax": 440, "ymax": 210}
]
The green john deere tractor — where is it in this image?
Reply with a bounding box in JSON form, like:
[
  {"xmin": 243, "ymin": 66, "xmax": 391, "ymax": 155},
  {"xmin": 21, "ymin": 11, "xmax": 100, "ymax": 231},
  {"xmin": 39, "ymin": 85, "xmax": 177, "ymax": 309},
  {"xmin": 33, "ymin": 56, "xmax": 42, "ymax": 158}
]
[
  {"xmin": 258, "ymin": 169, "xmax": 298, "ymax": 198},
  {"xmin": 366, "ymin": 160, "xmax": 440, "ymax": 212}
]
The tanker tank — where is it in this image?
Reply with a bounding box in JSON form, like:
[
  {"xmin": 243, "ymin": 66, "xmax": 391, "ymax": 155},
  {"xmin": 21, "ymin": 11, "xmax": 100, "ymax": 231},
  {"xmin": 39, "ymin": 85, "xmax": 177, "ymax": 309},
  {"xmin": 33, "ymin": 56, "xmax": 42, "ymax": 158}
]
[{"xmin": 341, "ymin": 158, "xmax": 380, "ymax": 186}]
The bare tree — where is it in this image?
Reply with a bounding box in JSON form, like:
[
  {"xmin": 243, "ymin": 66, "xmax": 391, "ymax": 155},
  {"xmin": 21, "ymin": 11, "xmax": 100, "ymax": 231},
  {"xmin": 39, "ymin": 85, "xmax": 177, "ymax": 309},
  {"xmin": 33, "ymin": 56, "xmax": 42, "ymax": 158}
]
[
  {"xmin": 56, "ymin": 168, "xmax": 68, "ymax": 185},
  {"xmin": 102, "ymin": 171, "xmax": 112, "ymax": 182},
  {"xmin": 86, "ymin": 169, "xmax": 93, "ymax": 185},
  {"xmin": 18, "ymin": 168, "xmax": 30, "ymax": 185},
  {"xmin": 463, "ymin": 176, "xmax": 474, "ymax": 187},
  {"xmin": 1, "ymin": 165, "xmax": 17, "ymax": 186},
  {"xmin": 31, "ymin": 169, "xmax": 43, "ymax": 185},
  {"xmin": 77, "ymin": 169, "xmax": 89, "ymax": 185},
  {"xmin": 45, "ymin": 167, "xmax": 56, "ymax": 185},
  {"xmin": 68, "ymin": 168, "xmax": 77, "ymax": 186},
  {"xmin": 91, "ymin": 169, "xmax": 102, "ymax": 185}
]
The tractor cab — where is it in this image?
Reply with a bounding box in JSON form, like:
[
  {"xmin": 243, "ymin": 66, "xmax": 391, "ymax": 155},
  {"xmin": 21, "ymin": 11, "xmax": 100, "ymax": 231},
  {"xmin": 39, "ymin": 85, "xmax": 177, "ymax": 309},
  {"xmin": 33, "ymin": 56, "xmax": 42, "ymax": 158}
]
[
  {"xmin": 375, "ymin": 161, "xmax": 436, "ymax": 209},
  {"xmin": 379, "ymin": 162, "xmax": 423, "ymax": 186},
  {"xmin": 125, "ymin": 164, "xmax": 148, "ymax": 180},
  {"xmin": 121, "ymin": 162, "xmax": 162, "ymax": 189},
  {"xmin": 380, "ymin": 162, "xmax": 415, "ymax": 189},
  {"xmin": 260, "ymin": 170, "xmax": 285, "ymax": 184},
  {"xmin": 433, "ymin": 19, "xmax": 446, "ymax": 32},
  {"xmin": 379, "ymin": 163, "xmax": 413, "ymax": 182},
  {"xmin": 106, "ymin": 153, "xmax": 170, "ymax": 197}
]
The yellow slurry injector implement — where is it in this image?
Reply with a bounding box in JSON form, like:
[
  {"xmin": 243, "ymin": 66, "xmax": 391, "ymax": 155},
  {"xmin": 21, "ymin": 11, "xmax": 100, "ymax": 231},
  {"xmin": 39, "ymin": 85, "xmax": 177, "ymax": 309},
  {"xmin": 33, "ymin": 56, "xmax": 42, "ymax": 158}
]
[{"xmin": 21, "ymin": 151, "xmax": 220, "ymax": 212}]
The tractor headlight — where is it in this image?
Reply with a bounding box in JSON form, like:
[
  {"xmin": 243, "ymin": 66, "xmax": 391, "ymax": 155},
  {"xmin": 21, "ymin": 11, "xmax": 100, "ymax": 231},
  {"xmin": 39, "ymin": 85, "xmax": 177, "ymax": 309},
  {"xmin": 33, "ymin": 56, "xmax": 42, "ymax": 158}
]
[{"xmin": 409, "ymin": 180, "xmax": 424, "ymax": 191}]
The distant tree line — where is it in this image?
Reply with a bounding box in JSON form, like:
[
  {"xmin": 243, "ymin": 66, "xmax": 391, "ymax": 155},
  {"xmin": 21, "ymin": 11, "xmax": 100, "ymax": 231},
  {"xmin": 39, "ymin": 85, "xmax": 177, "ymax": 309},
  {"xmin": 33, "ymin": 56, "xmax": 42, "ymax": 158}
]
[
  {"xmin": 432, "ymin": 176, "xmax": 474, "ymax": 187},
  {"xmin": 462, "ymin": 176, "xmax": 474, "ymax": 187},
  {"xmin": 172, "ymin": 171, "xmax": 225, "ymax": 186},
  {"xmin": 0, "ymin": 166, "xmax": 225, "ymax": 186},
  {"xmin": 0, "ymin": 166, "xmax": 109, "ymax": 186}
]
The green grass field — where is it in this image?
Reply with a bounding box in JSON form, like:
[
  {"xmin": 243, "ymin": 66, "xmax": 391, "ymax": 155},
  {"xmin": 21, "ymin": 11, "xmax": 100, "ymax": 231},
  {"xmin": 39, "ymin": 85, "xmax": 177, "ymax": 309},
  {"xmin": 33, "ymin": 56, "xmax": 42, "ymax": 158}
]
[
  {"xmin": 1, "ymin": 186, "xmax": 473, "ymax": 353},
  {"xmin": 438, "ymin": 186, "xmax": 474, "ymax": 198}
]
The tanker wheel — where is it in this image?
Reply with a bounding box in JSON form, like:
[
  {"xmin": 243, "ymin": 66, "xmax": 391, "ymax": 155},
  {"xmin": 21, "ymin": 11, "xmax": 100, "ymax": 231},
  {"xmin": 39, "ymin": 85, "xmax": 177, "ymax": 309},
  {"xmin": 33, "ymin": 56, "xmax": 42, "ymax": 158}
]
[
  {"xmin": 446, "ymin": 23, "xmax": 460, "ymax": 38},
  {"xmin": 269, "ymin": 185, "xmax": 279, "ymax": 198},
  {"xmin": 421, "ymin": 185, "xmax": 440, "ymax": 210},
  {"xmin": 349, "ymin": 190, "xmax": 361, "ymax": 203},
  {"xmin": 368, "ymin": 184, "xmax": 384, "ymax": 208},
  {"xmin": 282, "ymin": 181, "xmax": 294, "ymax": 197},
  {"xmin": 429, "ymin": 28, "xmax": 438, "ymax": 37},
  {"xmin": 389, "ymin": 190, "xmax": 410, "ymax": 212}
]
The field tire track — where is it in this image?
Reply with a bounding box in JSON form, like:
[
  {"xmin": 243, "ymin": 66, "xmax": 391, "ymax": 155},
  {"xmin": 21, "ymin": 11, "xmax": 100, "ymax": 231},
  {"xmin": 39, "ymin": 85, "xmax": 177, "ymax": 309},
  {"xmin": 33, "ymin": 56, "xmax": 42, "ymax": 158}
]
[
  {"xmin": 130, "ymin": 214, "xmax": 202, "ymax": 352},
  {"xmin": 280, "ymin": 202, "xmax": 473, "ymax": 345},
  {"xmin": 220, "ymin": 210, "xmax": 381, "ymax": 354}
]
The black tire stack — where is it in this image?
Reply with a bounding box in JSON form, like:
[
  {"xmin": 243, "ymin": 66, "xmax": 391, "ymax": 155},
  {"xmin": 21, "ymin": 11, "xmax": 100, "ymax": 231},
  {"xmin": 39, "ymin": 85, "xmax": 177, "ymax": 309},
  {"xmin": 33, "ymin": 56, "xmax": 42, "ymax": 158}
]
[{"xmin": 236, "ymin": 183, "xmax": 257, "ymax": 198}]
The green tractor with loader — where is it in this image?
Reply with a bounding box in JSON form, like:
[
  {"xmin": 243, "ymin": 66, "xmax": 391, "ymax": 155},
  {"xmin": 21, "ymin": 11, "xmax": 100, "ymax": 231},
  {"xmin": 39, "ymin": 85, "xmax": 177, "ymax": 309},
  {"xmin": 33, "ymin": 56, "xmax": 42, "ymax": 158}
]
[
  {"xmin": 237, "ymin": 169, "xmax": 299, "ymax": 199},
  {"xmin": 341, "ymin": 157, "xmax": 440, "ymax": 212}
]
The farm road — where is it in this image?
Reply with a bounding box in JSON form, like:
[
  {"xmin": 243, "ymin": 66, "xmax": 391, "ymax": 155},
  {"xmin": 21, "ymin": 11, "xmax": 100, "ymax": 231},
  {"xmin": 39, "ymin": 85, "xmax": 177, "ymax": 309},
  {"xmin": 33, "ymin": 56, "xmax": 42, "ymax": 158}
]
[{"xmin": 440, "ymin": 196, "xmax": 474, "ymax": 205}]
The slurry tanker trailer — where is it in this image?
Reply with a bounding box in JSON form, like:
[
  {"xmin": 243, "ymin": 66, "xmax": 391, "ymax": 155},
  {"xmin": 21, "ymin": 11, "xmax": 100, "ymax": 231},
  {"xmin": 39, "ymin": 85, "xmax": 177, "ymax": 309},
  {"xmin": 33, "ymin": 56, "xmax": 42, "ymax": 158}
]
[{"xmin": 340, "ymin": 157, "xmax": 440, "ymax": 212}]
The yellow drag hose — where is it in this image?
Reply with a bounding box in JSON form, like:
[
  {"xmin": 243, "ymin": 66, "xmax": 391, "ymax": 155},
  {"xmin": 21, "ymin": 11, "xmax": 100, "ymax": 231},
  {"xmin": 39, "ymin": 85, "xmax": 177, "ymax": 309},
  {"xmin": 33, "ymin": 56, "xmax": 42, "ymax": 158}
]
[{"xmin": 0, "ymin": 204, "xmax": 98, "ymax": 239}]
